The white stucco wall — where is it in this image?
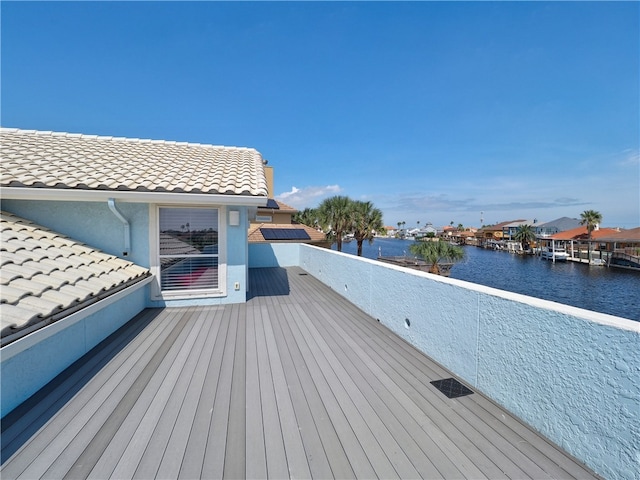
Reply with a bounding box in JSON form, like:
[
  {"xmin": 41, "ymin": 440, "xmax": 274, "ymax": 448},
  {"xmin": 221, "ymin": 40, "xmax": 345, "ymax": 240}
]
[
  {"xmin": 248, "ymin": 243, "xmax": 301, "ymax": 268},
  {"xmin": 292, "ymin": 244, "xmax": 639, "ymax": 480}
]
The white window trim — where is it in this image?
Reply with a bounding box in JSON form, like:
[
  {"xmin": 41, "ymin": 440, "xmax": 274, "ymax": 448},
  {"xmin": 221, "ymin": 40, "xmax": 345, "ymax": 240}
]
[{"xmin": 149, "ymin": 204, "xmax": 227, "ymax": 300}]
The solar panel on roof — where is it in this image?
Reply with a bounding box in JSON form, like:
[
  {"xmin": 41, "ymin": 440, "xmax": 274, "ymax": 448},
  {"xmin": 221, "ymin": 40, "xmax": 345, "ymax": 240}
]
[
  {"xmin": 262, "ymin": 199, "xmax": 280, "ymax": 209},
  {"xmin": 260, "ymin": 228, "xmax": 311, "ymax": 240}
]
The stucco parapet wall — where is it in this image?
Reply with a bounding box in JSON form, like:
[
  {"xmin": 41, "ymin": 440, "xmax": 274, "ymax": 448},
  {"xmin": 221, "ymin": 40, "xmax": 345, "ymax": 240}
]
[{"xmin": 300, "ymin": 245, "xmax": 638, "ymax": 331}]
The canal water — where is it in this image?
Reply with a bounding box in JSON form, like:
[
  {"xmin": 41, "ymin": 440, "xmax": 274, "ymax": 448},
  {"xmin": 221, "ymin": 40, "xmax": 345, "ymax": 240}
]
[{"xmin": 333, "ymin": 237, "xmax": 640, "ymax": 321}]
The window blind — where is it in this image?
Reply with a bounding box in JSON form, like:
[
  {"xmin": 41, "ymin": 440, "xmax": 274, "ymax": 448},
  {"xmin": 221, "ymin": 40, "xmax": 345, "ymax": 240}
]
[{"xmin": 159, "ymin": 207, "xmax": 219, "ymax": 291}]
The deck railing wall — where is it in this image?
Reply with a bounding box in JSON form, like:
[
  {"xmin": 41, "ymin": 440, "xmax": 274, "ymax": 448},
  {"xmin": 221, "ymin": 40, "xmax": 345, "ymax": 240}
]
[{"xmin": 255, "ymin": 243, "xmax": 638, "ymax": 480}]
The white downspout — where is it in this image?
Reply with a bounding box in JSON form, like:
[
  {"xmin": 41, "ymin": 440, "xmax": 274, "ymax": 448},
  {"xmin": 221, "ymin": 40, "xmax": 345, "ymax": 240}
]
[{"xmin": 107, "ymin": 198, "xmax": 130, "ymax": 257}]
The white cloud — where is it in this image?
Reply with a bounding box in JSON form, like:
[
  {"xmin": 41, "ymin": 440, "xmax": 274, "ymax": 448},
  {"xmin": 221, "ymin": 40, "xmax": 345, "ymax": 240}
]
[
  {"xmin": 276, "ymin": 185, "xmax": 342, "ymax": 209},
  {"xmin": 617, "ymin": 148, "xmax": 640, "ymax": 167}
]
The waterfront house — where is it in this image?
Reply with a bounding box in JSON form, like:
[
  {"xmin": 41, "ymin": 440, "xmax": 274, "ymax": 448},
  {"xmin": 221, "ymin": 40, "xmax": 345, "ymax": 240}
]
[
  {"xmin": 384, "ymin": 225, "xmax": 397, "ymax": 236},
  {"xmin": 253, "ymin": 197, "xmax": 297, "ymax": 225},
  {"xmin": 475, "ymin": 220, "xmax": 525, "ymax": 247},
  {"xmin": 441, "ymin": 226, "xmax": 478, "ymax": 245},
  {"xmin": 595, "ymin": 227, "xmax": 640, "ymax": 269},
  {"xmin": 412, "ymin": 222, "xmax": 437, "ymax": 239},
  {"xmin": 248, "ymin": 187, "xmax": 329, "ymax": 250},
  {"xmin": 545, "ymin": 225, "xmax": 622, "ymax": 263},
  {"xmin": 249, "ymin": 195, "xmax": 328, "ymax": 248},
  {"xmin": 1, "ymin": 127, "xmax": 268, "ymax": 413},
  {"xmin": 502, "ymin": 219, "xmax": 538, "ymax": 240},
  {"xmin": 1, "ymin": 129, "xmax": 638, "ymax": 480}
]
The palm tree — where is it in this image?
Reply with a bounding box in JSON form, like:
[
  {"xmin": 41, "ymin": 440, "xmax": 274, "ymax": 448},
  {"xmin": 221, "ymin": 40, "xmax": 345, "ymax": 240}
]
[
  {"xmin": 351, "ymin": 201, "xmax": 383, "ymax": 256},
  {"xmin": 514, "ymin": 224, "xmax": 536, "ymax": 251},
  {"xmin": 409, "ymin": 239, "xmax": 465, "ymax": 275},
  {"xmin": 293, "ymin": 208, "xmax": 319, "ymax": 228},
  {"xmin": 580, "ymin": 210, "xmax": 603, "ymax": 263},
  {"xmin": 318, "ymin": 195, "xmax": 353, "ymax": 252}
]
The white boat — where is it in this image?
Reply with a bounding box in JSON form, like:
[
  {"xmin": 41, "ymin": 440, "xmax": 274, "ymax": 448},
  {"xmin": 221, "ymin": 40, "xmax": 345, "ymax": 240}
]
[{"xmin": 540, "ymin": 247, "xmax": 569, "ymax": 262}]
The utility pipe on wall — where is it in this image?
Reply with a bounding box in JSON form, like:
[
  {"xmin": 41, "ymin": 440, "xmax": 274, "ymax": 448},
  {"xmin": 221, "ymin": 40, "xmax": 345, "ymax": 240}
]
[{"xmin": 107, "ymin": 198, "xmax": 131, "ymax": 257}]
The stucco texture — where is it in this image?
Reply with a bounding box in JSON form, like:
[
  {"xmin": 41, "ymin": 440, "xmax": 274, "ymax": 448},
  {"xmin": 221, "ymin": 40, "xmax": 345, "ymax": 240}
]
[{"xmin": 1, "ymin": 199, "xmax": 150, "ymax": 268}]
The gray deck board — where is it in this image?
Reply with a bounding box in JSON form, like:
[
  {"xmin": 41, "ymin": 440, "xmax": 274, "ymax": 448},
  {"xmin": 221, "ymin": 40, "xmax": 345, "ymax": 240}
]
[
  {"xmin": 278, "ymin": 303, "xmax": 377, "ymax": 479},
  {"xmin": 1, "ymin": 266, "xmax": 601, "ymax": 479},
  {"xmin": 154, "ymin": 306, "xmax": 225, "ymax": 480},
  {"xmin": 107, "ymin": 308, "xmax": 208, "ymax": 479},
  {"xmin": 131, "ymin": 307, "xmax": 216, "ymax": 479},
  {"xmin": 306, "ymin": 301, "xmax": 460, "ymax": 479},
  {"xmin": 273, "ymin": 302, "xmax": 353, "ymax": 479},
  {"xmin": 263, "ymin": 303, "xmax": 312, "ymax": 479},
  {"xmin": 201, "ymin": 303, "xmax": 237, "ymax": 480},
  {"xmin": 294, "ymin": 300, "xmax": 420, "ymax": 479},
  {"xmin": 254, "ymin": 304, "xmax": 289, "ymax": 479},
  {"xmin": 244, "ymin": 303, "xmax": 268, "ymax": 480}
]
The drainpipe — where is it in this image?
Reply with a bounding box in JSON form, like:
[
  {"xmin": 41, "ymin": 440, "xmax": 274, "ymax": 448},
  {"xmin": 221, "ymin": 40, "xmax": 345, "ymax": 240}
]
[{"xmin": 107, "ymin": 198, "xmax": 131, "ymax": 257}]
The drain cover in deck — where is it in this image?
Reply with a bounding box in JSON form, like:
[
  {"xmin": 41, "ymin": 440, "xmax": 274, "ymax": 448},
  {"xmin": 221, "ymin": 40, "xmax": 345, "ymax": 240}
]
[{"xmin": 431, "ymin": 378, "xmax": 474, "ymax": 398}]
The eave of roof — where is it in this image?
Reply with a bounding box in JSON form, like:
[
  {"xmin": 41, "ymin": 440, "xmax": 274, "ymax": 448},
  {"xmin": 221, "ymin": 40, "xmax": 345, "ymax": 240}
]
[{"xmin": 1, "ymin": 187, "xmax": 268, "ymax": 206}]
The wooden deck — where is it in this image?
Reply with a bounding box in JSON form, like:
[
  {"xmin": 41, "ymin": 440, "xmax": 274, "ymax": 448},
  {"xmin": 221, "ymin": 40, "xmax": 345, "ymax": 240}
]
[{"xmin": 1, "ymin": 267, "xmax": 599, "ymax": 479}]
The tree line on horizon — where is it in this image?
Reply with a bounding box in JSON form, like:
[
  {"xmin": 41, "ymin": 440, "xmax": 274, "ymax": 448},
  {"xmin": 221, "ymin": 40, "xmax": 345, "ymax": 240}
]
[{"xmin": 294, "ymin": 196, "xmax": 604, "ymax": 273}]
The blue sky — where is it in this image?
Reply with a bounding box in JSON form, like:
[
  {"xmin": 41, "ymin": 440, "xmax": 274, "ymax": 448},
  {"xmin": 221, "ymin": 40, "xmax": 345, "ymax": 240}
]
[{"xmin": 2, "ymin": 1, "xmax": 638, "ymax": 229}]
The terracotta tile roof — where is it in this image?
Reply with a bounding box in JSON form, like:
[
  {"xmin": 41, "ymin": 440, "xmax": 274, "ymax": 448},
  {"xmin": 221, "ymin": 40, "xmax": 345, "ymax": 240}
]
[
  {"xmin": 260, "ymin": 199, "xmax": 297, "ymax": 212},
  {"xmin": 1, "ymin": 128, "xmax": 268, "ymax": 196},
  {"xmin": 248, "ymin": 223, "xmax": 326, "ymax": 244},
  {"xmin": 582, "ymin": 227, "xmax": 640, "ymax": 243},
  {"xmin": 1, "ymin": 211, "xmax": 151, "ymax": 346},
  {"xmin": 550, "ymin": 226, "xmax": 622, "ymax": 241}
]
